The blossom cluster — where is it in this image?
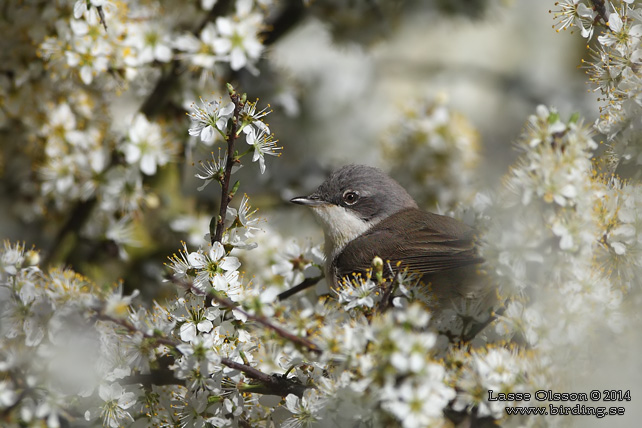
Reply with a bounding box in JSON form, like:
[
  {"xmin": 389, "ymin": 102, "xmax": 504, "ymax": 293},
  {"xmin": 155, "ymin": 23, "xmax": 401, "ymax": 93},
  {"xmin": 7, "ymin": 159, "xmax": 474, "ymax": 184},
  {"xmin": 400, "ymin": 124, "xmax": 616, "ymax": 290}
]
[
  {"xmin": 476, "ymin": 101, "xmax": 641, "ymax": 421},
  {"xmin": 1, "ymin": 0, "xmax": 276, "ymax": 262},
  {"xmin": 382, "ymin": 95, "xmax": 480, "ymax": 209},
  {"xmin": 39, "ymin": 0, "xmax": 271, "ymax": 85},
  {"xmin": 0, "ymin": 241, "xmax": 151, "ymax": 427},
  {"xmin": 554, "ymin": 0, "xmax": 642, "ymax": 162}
]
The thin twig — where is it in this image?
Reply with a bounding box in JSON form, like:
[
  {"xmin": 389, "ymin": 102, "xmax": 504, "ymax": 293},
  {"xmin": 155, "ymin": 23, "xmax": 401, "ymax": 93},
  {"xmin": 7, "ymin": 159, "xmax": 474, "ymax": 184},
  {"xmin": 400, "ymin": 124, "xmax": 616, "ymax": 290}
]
[
  {"xmin": 213, "ymin": 87, "xmax": 243, "ymax": 244},
  {"xmin": 590, "ymin": 0, "xmax": 608, "ymax": 25},
  {"xmin": 221, "ymin": 357, "xmax": 307, "ymax": 397},
  {"xmin": 277, "ymin": 275, "xmax": 323, "ymax": 300},
  {"xmin": 194, "ymin": 282, "xmax": 321, "ymax": 354}
]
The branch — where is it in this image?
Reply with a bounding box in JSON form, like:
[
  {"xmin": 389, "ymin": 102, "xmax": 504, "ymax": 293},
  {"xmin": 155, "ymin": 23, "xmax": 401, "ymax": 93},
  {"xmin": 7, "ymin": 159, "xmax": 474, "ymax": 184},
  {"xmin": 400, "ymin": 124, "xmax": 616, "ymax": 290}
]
[
  {"xmin": 126, "ymin": 369, "xmax": 184, "ymax": 388},
  {"xmin": 589, "ymin": 0, "xmax": 608, "ymax": 25},
  {"xmin": 194, "ymin": 282, "xmax": 321, "ymax": 354},
  {"xmin": 212, "ymin": 85, "xmax": 243, "ymax": 244},
  {"xmin": 94, "ymin": 312, "xmax": 310, "ymax": 397},
  {"xmin": 277, "ymin": 275, "xmax": 323, "ymax": 300},
  {"xmin": 221, "ymin": 357, "xmax": 308, "ymax": 397}
]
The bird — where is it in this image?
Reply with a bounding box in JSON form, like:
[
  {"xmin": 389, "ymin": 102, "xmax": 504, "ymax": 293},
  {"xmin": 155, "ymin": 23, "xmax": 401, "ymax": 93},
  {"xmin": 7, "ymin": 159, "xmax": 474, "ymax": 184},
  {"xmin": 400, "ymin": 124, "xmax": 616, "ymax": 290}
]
[{"xmin": 290, "ymin": 164, "xmax": 489, "ymax": 311}]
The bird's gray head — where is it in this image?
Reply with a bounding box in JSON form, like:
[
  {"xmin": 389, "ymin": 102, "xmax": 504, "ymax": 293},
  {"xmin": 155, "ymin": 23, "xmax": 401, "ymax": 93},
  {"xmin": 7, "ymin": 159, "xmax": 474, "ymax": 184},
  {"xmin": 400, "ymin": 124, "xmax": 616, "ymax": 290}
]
[{"xmin": 291, "ymin": 164, "xmax": 417, "ymax": 259}]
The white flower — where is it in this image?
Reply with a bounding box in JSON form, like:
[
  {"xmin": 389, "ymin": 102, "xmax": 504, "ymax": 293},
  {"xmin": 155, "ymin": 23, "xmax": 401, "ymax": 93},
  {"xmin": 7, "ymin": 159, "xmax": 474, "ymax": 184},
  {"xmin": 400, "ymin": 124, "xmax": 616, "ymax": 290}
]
[
  {"xmin": 223, "ymin": 194, "xmax": 262, "ymax": 249},
  {"xmin": 553, "ymin": 0, "xmax": 596, "ymax": 39},
  {"xmin": 88, "ymin": 383, "xmax": 136, "ymax": 428},
  {"xmin": 195, "ymin": 149, "xmax": 225, "ymax": 190},
  {"xmin": 73, "ymin": 0, "xmax": 106, "ymax": 19},
  {"xmin": 40, "ymin": 155, "xmax": 79, "ymax": 204},
  {"xmin": 474, "ymin": 348, "xmax": 519, "ymax": 388},
  {"xmin": 336, "ymin": 276, "xmax": 378, "ymax": 310},
  {"xmin": 239, "ymin": 101, "xmax": 271, "ymax": 134},
  {"xmin": 103, "ymin": 285, "xmax": 139, "ymax": 319},
  {"xmin": 187, "ymin": 242, "xmax": 241, "ymax": 292},
  {"xmin": 393, "ymin": 302, "xmax": 431, "ymax": 329},
  {"xmin": 173, "ymin": 294, "xmax": 222, "ymax": 342},
  {"xmin": 40, "ymin": 103, "xmax": 77, "ymax": 154},
  {"xmin": 65, "ymin": 37, "xmax": 110, "ymax": 85},
  {"xmin": 389, "ymin": 331, "xmax": 436, "ymax": 374},
  {"xmin": 188, "ymin": 98, "xmax": 235, "ymax": 145},
  {"xmin": 176, "ymin": 333, "xmax": 221, "ymax": 365},
  {"xmin": 1, "ymin": 241, "xmax": 26, "ymax": 276},
  {"xmin": 99, "ymin": 166, "xmax": 145, "ymax": 213},
  {"xmin": 272, "ymin": 240, "xmax": 323, "ymax": 287},
  {"xmin": 245, "ymin": 127, "xmax": 281, "ymax": 173},
  {"xmin": 168, "ymin": 242, "xmax": 197, "ymax": 279},
  {"xmin": 527, "ymin": 105, "xmax": 567, "ymax": 148},
  {"xmin": 283, "ymin": 390, "xmax": 323, "ymax": 428},
  {"xmin": 212, "ymin": 11, "xmax": 264, "ymax": 72},
  {"xmin": 122, "ymin": 113, "xmax": 171, "ymax": 175},
  {"xmin": 598, "ymin": 11, "xmax": 642, "ymax": 55},
  {"xmin": 190, "ymin": 22, "xmax": 218, "ymax": 68},
  {"xmin": 125, "ymin": 23, "xmax": 173, "ymax": 65},
  {"xmin": 382, "ymin": 373, "xmax": 455, "ymax": 428}
]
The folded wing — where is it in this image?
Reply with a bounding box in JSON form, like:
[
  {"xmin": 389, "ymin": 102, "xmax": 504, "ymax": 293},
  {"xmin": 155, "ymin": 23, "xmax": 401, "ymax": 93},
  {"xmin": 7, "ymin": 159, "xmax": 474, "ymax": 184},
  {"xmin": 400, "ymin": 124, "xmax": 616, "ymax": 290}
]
[{"xmin": 334, "ymin": 208, "xmax": 483, "ymax": 279}]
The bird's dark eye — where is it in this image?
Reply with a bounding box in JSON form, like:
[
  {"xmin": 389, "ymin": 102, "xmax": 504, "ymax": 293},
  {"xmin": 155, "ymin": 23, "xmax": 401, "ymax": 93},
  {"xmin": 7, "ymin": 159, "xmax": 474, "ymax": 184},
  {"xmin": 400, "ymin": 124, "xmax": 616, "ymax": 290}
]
[{"xmin": 342, "ymin": 190, "xmax": 359, "ymax": 205}]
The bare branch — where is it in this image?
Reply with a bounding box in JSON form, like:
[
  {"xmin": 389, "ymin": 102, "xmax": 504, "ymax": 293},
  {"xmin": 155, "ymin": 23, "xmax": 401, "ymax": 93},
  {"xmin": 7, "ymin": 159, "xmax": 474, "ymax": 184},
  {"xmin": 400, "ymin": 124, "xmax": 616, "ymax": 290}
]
[{"xmin": 277, "ymin": 275, "xmax": 323, "ymax": 300}]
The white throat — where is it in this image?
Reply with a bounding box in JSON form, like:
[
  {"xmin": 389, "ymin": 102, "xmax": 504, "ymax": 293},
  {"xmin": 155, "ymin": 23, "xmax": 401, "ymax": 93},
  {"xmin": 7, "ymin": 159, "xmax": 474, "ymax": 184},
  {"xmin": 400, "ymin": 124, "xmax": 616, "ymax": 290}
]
[{"xmin": 309, "ymin": 204, "xmax": 376, "ymax": 262}]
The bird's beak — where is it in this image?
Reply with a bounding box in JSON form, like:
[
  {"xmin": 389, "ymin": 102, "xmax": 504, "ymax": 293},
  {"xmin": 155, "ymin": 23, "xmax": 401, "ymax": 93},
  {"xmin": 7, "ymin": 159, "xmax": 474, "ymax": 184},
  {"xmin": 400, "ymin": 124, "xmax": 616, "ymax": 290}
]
[{"xmin": 290, "ymin": 193, "xmax": 326, "ymax": 207}]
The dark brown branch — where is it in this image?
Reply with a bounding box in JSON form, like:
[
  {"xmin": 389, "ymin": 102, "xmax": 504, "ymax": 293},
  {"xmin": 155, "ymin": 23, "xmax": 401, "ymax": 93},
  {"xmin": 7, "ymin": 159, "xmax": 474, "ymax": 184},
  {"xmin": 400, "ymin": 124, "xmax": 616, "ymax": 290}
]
[
  {"xmin": 590, "ymin": 0, "xmax": 608, "ymax": 25},
  {"xmin": 195, "ymin": 282, "xmax": 321, "ymax": 354},
  {"xmin": 277, "ymin": 275, "xmax": 323, "ymax": 300},
  {"xmin": 212, "ymin": 88, "xmax": 243, "ymax": 244},
  {"xmin": 96, "ymin": 6, "xmax": 108, "ymax": 30},
  {"xmin": 221, "ymin": 358, "xmax": 307, "ymax": 397},
  {"xmin": 126, "ymin": 369, "xmax": 184, "ymax": 388}
]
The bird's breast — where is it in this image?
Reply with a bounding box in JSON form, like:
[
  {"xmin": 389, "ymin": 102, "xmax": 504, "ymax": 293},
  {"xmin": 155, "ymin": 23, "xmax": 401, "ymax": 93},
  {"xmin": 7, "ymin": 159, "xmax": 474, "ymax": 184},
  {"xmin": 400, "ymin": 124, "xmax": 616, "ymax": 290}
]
[{"xmin": 310, "ymin": 204, "xmax": 375, "ymax": 261}]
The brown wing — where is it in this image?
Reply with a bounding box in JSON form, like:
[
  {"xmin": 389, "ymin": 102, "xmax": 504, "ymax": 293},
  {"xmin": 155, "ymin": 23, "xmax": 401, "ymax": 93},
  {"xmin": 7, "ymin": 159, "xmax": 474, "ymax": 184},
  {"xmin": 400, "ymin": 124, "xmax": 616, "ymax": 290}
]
[{"xmin": 334, "ymin": 208, "xmax": 483, "ymax": 279}]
